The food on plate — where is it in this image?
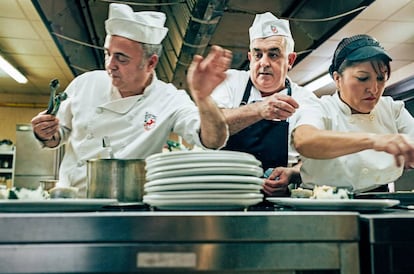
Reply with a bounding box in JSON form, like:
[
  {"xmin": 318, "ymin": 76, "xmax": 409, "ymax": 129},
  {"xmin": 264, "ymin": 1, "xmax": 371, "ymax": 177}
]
[
  {"xmin": 49, "ymin": 186, "xmax": 79, "ymax": 199},
  {"xmin": 0, "ymin": 185, "xmax": 80, "ymax": 200},
  {"xmin": 0, "ymin": 186, "xmax": 79, "ymax": 200},
  {"xmin": 311, "ymin": 185, "xmax": 350, "ymax": 200},
  {"xmin": 14, "ymin": 187, "xmax": 49, "ymax": 200},
  {"xmin": 290, "ymin": 187, "xmax": 313, "ymax": 198},
  {"xmin": 0, "ymin": 187, "xmax": 8, "ymax": 199},
  {"xmin": 290, "ymin": 185, "xmax": 351, "ymax": 199},
  {"xmin": 0, "ymin": 186, "xmax": 49, "ymax": 200}
]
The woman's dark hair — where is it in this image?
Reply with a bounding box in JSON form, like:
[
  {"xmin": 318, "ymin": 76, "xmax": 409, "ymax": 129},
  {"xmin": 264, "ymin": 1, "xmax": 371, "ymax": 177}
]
[{"xmin": 336, "ymin": 55, "xmax": 391, "ymax": 80}]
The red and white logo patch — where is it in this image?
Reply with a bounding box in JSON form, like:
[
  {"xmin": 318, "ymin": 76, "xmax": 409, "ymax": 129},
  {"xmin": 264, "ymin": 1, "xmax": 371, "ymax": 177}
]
[
  {"xmin": 270, "ymin": 25, "xmax": 278, "ymax": 34},
  {"xmin": 144, "ymin": 112, "xmax": 157, "ymax": 131}
]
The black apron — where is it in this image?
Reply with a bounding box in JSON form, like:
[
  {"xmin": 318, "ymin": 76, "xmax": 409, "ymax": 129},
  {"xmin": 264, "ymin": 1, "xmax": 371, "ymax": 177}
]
[{"xmin": 223, "ymin": 79, "xmax": 292, "ymax": 171}]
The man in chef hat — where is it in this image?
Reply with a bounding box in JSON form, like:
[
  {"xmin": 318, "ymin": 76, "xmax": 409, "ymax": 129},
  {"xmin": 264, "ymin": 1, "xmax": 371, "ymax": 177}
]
[
  {"xmin": 211, "ymin": 12, "xmax": 319, "ymax": 197},
  {"xmin": 31, "ymin": 3, "xmax": 232, "ymax": 197}
]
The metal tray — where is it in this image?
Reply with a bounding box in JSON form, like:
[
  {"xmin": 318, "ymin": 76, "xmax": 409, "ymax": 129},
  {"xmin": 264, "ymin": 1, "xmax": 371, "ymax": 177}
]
[{"xmin": 355, "ymin": 191, "xmax": 414, "ymax": 206}]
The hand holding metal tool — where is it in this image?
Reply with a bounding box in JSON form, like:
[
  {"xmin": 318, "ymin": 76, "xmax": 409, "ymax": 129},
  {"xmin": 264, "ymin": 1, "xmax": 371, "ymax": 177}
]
[{"xmin": 46, "ymin": 78, "xmax": 67, "ymax": 115}]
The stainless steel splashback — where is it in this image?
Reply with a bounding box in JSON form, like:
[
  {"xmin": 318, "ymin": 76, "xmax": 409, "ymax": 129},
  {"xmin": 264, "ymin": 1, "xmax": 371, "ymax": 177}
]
[{"xmin": 14, "ymin": 124, "xmax": 63, "ymax": 189}]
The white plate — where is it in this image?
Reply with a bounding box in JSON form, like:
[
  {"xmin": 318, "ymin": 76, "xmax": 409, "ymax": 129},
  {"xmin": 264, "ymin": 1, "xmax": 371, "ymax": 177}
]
[
  {"xmin": 146, "ymin": 162, "xmax": 263, "ymax": 175},
  {"xmin": 0, "ymin": 199, "xmax": 118, "ymax": 212},
  {"xmin": 146, "ymin": 165, "xmax": 263, "ymax": 181},
  {"xmin": 144, "ymin": 192, "xmax": 263, "ymax": 200},
  {"xmin": 266, "ymin": 198, "xmax": 400, "ymax": 211},
  {"xmin": 143, "ymin": 197, "xmax": 263, "ymax": 210},
  {"xmin": 145, "ymin": 175, "xmax": 264, "ymax": 187},
  {"xmin": 145, "ymin": 183, "xmax": 262, "ymax": 193},
  {"xmin": 144, "ymin": 189, "xmax": 256, "ymax": 196},
  {"xmin": 146, "ymin": 150, "xmax": 257, "ymax": 163},
  {"xmin": 146, "ymin": 157, "xmax": 261, "ymax": 170}
]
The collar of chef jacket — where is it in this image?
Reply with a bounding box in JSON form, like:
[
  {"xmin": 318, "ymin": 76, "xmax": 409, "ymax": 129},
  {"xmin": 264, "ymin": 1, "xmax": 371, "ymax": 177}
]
[
  {"xmin": 334, "ymin": 92, "xmax": 353, "ymax": 116},
  {"xmin": 99, "ymin": 95, "xmax": 143, "ymax": 114},
  {"xmin": 99, "ymin": 72, "xmax": 157, "ymax": 114},
  {"xmin": 334, "ymin": 91, "xmax": 380, "ymax": 120}
]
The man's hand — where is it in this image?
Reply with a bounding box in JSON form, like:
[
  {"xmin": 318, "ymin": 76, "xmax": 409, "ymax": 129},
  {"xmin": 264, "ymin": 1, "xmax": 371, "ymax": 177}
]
[
  {"xmin": 258, "ymin": 93, "xmax": 299, "ymax": 121},
  {"xmin": 31, "ymin": 111, "xmax": 60, "ymax": 144},
  {"xmin": 262, "ymin": 166, "xmax": 300, "ymax": 196},
  {"xmin": 187, "ymin": 45, "xmax": 232, "ymax": 102}
]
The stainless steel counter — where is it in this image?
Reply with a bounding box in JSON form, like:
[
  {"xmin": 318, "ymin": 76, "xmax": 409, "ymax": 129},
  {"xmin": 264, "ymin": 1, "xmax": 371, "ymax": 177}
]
[
  {"xmin": 0, "ymin": 211, "xmax": 360, "ymax": 274},
  {"xmin": 360, "ymin": 210, "xmax": 414, "ymax": 274}
]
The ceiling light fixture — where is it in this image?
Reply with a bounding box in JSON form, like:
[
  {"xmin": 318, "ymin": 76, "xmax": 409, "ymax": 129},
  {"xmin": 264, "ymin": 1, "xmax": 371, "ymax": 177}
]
[
  {"xmin": 0, "ymin": 54, "xmax": 28, "ymax": 84},
  {"xmin": 304, "ymin": 73, "xmax": 333, "ymax": 92}
]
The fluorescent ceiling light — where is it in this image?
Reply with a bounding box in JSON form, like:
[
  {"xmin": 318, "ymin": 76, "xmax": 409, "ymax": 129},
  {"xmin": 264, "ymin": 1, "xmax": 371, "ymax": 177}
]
[
  {"xmin": 0, "ymin": 54, "xmax": 28, "ymax": 84},
  {"xmin": 304, "ymin": 73, "xmax": 333, "ymax": 92}
]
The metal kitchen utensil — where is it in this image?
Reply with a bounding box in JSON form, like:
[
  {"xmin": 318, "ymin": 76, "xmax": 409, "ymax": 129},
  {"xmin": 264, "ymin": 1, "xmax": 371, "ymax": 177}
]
[
  {"xmin": 50, "ymin": 92, "xmax": 67, "ymax": 115},
  {"xmin": 86, "ymin": 159, "xmax": 146, "ymax": 203},
  {"xmin": 39, "ymin": 179, "xmax": 58, "ymax": 192},
  {"xmin": 102, "ymin": 136, "xmax": 114, "ymax": 159},
  {"xmin": 46, "ymin": 79, "xmax": 59, "ymax": 114},
  {"xmin": 46, "ymin": 78, "xmax": 67, "ymax": 116}
]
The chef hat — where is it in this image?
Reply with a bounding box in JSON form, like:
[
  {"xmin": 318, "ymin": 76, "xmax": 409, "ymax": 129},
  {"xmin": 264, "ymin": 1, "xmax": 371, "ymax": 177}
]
[
  {"xmin": 249, "ymin": 12, "xmax": 292, "ymax": 42},
  {"xmin": 105, "ymin": 3, "xmax": 168, "ymax": 45}
]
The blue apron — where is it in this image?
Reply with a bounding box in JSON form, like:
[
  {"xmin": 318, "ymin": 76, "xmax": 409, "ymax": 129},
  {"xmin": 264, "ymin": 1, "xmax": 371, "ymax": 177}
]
[{"xmin": 223, "ymin": 78, "xmax": 291, "ymax": 171}]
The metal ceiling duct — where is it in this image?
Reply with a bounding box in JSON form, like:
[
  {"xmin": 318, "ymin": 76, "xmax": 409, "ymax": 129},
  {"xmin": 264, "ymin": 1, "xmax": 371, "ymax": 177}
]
[
  {"xmin": 159, "ymin": 0, "xmax": 228, "ymax": 89},
  {"xmin": 33, "ymin": 0, "xmax": 107, "ymax": 75},
  {"xmin": 32, "ymin": 0, "xmax": 375, "ymax": 93}
]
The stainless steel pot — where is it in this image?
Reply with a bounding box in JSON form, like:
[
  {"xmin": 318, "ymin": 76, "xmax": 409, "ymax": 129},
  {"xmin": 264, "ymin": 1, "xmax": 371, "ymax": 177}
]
[{"xmin": 86, "ymin": 159, "xmax": 146, "ymax": 202}]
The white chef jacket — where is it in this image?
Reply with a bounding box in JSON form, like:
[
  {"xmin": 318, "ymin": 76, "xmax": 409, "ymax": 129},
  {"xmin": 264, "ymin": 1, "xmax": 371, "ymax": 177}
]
[
  {"xmin": 295, "ymin": 91, "xmax": 414, "ymax": 192},
  {"xmin": 52, "ymin": 70, "xmax": 206, "ymax": 196},
  {"xmin": 211, "ymin": 69, "xmax": 319, "ymax": 165}
]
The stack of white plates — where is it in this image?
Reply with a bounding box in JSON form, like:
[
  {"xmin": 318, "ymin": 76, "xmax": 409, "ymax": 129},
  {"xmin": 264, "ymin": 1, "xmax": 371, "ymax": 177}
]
[{"xmin": 143, "ymin": 151, "xmax": 264, "ymax": 210}]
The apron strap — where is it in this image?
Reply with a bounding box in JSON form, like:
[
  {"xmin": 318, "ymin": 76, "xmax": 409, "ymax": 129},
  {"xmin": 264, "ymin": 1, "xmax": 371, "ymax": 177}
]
[
  {"xmin": 240, "ymin": 78, "xmax": 253, "ymax": 106},
  {"xmin": 285, "ymin": 79, "xmax": 292, "ymax": 96}
]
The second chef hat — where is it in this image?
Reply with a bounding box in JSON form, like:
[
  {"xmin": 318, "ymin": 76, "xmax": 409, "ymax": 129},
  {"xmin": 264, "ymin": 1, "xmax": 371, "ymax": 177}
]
[
  {"xmin": 249, "ymin": 12, "xmax": 292, "ymax": 42},
  {"xmin": 105, "ymin": 3, "xmax": 168, "ymax": 45}
]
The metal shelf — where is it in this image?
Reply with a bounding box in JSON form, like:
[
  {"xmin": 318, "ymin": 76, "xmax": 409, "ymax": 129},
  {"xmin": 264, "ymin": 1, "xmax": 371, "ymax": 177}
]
[{"xmin": 0, "ymin": 147, "xmax": 15, "ymax": 186}]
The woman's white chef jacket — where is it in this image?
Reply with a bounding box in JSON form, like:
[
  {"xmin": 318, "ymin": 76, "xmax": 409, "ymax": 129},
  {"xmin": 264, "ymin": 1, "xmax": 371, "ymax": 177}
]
[
  {"xmin": 52, "ymin": 70, "xmax": 206, "ymax": 196},
  {"xmin": 294, "ymin": 92, "xmax": 414, "ymax": 192},
  {"xmin": 211, "ymin": 69, "xmax": 319, "ymax": 165}
]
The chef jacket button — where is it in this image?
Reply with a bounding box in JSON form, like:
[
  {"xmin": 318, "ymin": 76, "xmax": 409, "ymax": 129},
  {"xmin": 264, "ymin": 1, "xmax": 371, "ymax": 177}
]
[
  {"xmin": 349, "ymin": 118, "xmax": 354, "ymax": 123},
  {"xmin": 86, "ymin": 133, "xmax": 94, "ymax": 139},
  {"xmin": 77, "ymin": 160, "xmax": 85, "ymax": 167},
  {"xmin": 361, "ymin": 168, "xmax": 369, "ymax": 174},
  {"xmin": 369, "ymin": 114, "xmax": 375, "ymax": 121},
  {"xmin": 96, "ymin": 107, "xmax": 103, "ymax": 114}
]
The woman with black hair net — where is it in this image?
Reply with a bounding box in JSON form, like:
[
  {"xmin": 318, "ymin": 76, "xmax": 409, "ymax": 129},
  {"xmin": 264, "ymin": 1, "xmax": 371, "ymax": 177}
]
[{"xmin": 292, "ymin": 34, "xmax": 414, "ymax": 193}]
